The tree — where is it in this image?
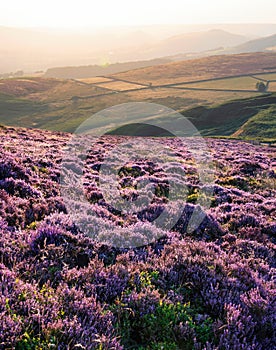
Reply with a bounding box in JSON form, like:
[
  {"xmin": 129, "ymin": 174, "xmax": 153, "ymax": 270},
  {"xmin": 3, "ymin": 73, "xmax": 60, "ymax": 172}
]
[
  {"xmin": 256, "ymin": 81, "xmax": 267, "ymax": 92},
  {"xmin": 71, "ymin": 96, "xmax": 79, "ymax": 103},
  {"xmin": 14, "ymin": 70, "xmax": 24, "ymax": 77}
]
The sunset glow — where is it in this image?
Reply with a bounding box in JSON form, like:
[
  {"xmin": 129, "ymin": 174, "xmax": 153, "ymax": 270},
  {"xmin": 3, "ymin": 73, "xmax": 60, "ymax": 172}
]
[{"xmin": 0, "ymin": 0, "xmax": 276, "ymax": 28}]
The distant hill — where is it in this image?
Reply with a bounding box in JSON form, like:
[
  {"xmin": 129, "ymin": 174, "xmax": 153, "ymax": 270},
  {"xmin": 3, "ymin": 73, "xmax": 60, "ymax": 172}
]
[
  {"xmin": 155, "ymin": 34, "xmax": 276, "ymax": 61},
  {"xmin": 0, "ymin": 25, "xmax": 252, "ymax": 74},
  {"xmin": 44, "ymin": 58, "xmax": 172, "ymax": 79},
  {"xmin": 230, "ymin": 33, "xmax": 276, "ymax": 53},
  {"xmin": 144, "ymin": 29, "xmax": 248, "ymax": 57},
  {"xmin": 0, "ymin": 26, "xmax": 157, "ymax": 73},
  {"xmin": 42, "ymin": 30, "xmax": 251, "ymax": 79},
  {"xmin": 2, "ymin": 24, "xmax": 276, "ymax": 75}
]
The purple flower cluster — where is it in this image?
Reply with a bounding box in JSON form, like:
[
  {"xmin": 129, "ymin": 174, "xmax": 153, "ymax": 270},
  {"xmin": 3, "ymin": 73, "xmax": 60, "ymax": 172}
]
[{"xmin": 0, "ymin": 126, "xmax": 275, "ymax": 349}]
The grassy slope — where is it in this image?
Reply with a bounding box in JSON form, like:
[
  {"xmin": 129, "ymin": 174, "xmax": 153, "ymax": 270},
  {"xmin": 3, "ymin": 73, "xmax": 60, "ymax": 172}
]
[
  {"xmin": 0, "ymin": 88, "xmax": 275, "ymax": 140},
  {"xmin": 102, "ymin": 95, "xmax": 276, "ymax": 141},
  {"xmin": 0, "ymin": 78, "xmax": 258, "ymax": 133},
  {"xmin": 233, "ymin": 106, "xmax": 276, "ymax": 140},
  {"xmin": 0, "ymin": 93, "xmax": 49, "ymax": 126},
  {"xmin": 110, "ymin": 52, "xmax": 276, "ymax": 85},
  {"xmin": 183, "ymin": 95, "xmax": 276, "ymax": 141},
  {"xmin": 0, "ymin": 52, "xmax": 276, "ymax": 139}
]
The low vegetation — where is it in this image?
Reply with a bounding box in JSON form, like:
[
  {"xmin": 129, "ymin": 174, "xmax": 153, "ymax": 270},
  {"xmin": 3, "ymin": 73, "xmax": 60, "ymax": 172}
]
[{"xmin": 0, "ymin": 126, "xmax": 275, "ymax": 349}]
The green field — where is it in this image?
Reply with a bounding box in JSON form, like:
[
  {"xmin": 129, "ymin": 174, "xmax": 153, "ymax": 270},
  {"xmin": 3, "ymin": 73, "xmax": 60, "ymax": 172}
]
[
  {"xmin": 0, "ymin": 93, "xmax": 49, "ymax": 126},
  {"xmin": 0, "ymin": 75, "xmax": 263, "ymax": 133},
  {"xmin": 232, "ymin": 106, "xmax": 276, "ymax": 140},
  {"xmin": 177, "ymin": 76, "xmax": 260, "ymax": 91},
  {"xmin": 0, "ymin": 83, "xmax": 275, "ymax": 141},
  {"xmin": 253, "ymin": 72, "xmax": 276, "ymax": 80},
  {"xmin": 81, "ymin": 94, "xmax": 276, "ymax": 142},
  {"xmin": 267, "ymin": 82, "xmax": 276, "ymax": 91},
  {"xmin": 0, "ymin": 65, "xmax": 275, "ymax": 142},
  {"xmin": 183, "ymin": 95, "xmax": 276, "ymax": 141}
]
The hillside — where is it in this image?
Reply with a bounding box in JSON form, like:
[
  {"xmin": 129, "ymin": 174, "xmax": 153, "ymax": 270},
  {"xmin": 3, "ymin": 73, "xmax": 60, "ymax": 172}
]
[
  {"xmin": 105, "ymin": 95, "xmax": 276, "ymax": 142},
  {"xmin": 44, "ymin": 58, "xmax": 172, "ymax": 79},
  {"xmin": 231, "ymin": 33, "xmax": 276, "ymax": 54},
  {"xmin": 0, "ymin": 53, "xmax": 275, "ymax": 139},
  {"xmin": 144, "ymin": 29, "xmax": 248, "ymax": 57},
  {"xmin": 0, "ymin": 26, "xmax": 156, "ymax": 73},
  {"xmin": 110, "ymin": 52, "xmax": 276, "ymax": 85},
  {"xmin": 181, "ymin": 32, "xmax": 276, "ymax": 60},
  {"xmin": 0, "ymin": 26, "xmax": 250, "ymax": 74},
  {"xmin": 232, "ymin": 106, "xmax": 276, "ymax": 139},
  {"xmin": 41, "ymin": 30, "xmax": 250, "ymax": 79},
  {"xmin": 184, "ymin": 94, "xmax": 276, "ymax": 141}
]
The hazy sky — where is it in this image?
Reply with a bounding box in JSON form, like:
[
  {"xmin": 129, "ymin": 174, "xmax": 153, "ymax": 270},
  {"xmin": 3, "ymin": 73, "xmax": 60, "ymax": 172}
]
[{"xmin": 0, "ymin": 0, "xmax": 276, "ymax": 28}]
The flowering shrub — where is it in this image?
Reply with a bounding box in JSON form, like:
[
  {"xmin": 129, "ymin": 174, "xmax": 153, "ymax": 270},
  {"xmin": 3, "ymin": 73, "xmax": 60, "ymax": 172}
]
[{"xmin": 0, "ymin": 126, "xmax": 275, "ymax": 349}]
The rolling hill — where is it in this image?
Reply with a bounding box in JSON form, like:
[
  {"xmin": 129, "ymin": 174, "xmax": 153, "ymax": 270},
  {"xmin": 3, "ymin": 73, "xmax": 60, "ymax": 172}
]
[
  {"xmin": 110, "ymin": 52, "xmax": 276, "ymax": 85},
  {"xmin": 183, "ymin": 94, "xmax": 276, "ymax": 140},
  {"xmin": 44, "ymin": 58, "xmax": 172, "ymax": 79},
  {"xmin": 0, "ymin": 53, "xmax": 275, "ymax": 141},
  {"xmin": 1, "ymin": 24, "xmax": 276, "ymax": 76},
  {"xmin": 143, "ymin": 29, "xmax": 248, "ymax": 57},
  {"xmin": 0, "ymin": 78, "xmax": 274, "ymax": 141},
  {"xmin": 104, "ymin": 95, "xmax": 276, "ymax": 142},
  {"xmin": 0, "ymin": 26, "xmax": 249, "ymax": 74},
  {"xmin": 42, "ymin": 30, "xmax": 250, "ymax": 79},
  {"xmin": 230, "ymin": 33, "xmax": 276, "ymax": 54}
]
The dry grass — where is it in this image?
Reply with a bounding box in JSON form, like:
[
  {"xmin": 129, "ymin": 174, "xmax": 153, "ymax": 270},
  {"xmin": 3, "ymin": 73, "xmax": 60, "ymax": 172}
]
[
  {"xmin": 0, "ymin": 77, "xmax": 58, "ymax": 97},
  {"xmin": 0, "ymin": 78, "xmax": 109, "ymax": 102},
  {"xmin": 32, "ymin": 80, "xmax": 107, "ymax": 101},
  {"xmin": 97, "ymin": 81, "xmax": 145, "ymax": 91},
  {"xmin": 176, "ymin": 76, "xmax": 258, "ymax": 90},
  {"xmin": 268, "ymin": 82, "xmax": 276, "ymax": 91},
  {"xmin": 254, "ymin": 73, "xmax": 276, "ymax": 80},
  {"xmin": 77, "ymin": 77, "xmax": 113, "ymax": 84},
  {"xmin": 0, "ymin": 52, "xmax": 271, "ymax": 133},
  {"xmin": 124, "ymin": 87, "xmax": 261, "ymax": 109},
  {"xmin": 110, "ymin": 52, "xmax": 276, "ymax": 85}
]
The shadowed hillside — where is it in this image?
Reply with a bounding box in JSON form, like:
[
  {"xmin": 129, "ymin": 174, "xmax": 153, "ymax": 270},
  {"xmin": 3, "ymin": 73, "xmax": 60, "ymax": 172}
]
[
  {"xmin": 183, "ymin": 94, "xmax": 276, "ymax": 140},
  {"xmin": 105, "ymin": 95, "xmax": 276, "ymax": 141}
]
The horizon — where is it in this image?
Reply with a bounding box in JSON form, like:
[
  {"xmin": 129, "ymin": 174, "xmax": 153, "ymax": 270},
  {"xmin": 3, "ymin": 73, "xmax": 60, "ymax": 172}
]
[
  {"xmin": 1, "ymin": 22, "xmax": 276, "ymax": 30},
  {"xmin": 1, "ymin": 0, "xmax": 276, "ymax": 28},
  {"xmin": 1, "ymin": 2, "xmax": 276, "ymax": 75}
]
